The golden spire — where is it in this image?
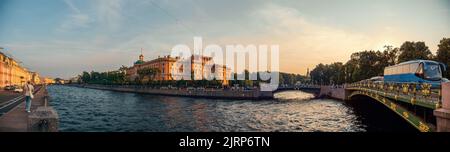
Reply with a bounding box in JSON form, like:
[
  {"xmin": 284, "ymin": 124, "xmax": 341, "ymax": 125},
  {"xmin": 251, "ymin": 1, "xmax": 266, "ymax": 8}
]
[{"xmin": 139, "ymin": 48, "xmax": 144, "ymax": 61}]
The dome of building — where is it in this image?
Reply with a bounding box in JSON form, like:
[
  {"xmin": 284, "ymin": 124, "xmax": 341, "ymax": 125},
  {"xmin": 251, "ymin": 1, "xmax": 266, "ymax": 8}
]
[
  {"xmin": 135, "ymin": 49, "xmax": 145, "ymax": 65},
  {"xmin": 134, "ymin": 60, "xmax": 144, "ymax": 65}
]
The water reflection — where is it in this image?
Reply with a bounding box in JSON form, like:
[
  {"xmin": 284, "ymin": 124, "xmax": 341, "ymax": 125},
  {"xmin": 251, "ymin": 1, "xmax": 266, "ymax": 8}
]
[{"xmin": 48, "ymin": 86, "xmax": 411, "ymax": 132}]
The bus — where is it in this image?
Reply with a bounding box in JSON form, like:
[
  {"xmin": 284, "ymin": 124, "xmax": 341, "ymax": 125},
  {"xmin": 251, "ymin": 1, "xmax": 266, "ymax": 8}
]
[{"xmin": 384, "ymin": 60, "xmax": 447, "ymax": 87}]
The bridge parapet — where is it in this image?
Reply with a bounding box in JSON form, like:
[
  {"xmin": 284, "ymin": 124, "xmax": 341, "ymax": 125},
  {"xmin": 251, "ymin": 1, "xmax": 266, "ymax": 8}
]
[
  {"xmin": 434, "ymin": 82, "xmax": 450, "ymax": 132},
  {"xmin": 347, "ymin": 81, "xmax": 441, "ymax": 109}
]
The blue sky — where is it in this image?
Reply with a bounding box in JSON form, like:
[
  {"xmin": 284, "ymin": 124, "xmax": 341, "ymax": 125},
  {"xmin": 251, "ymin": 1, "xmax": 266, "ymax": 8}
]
[{"xmin": 0, "ymin": 0, "xmax": 449, "ymax": 79}]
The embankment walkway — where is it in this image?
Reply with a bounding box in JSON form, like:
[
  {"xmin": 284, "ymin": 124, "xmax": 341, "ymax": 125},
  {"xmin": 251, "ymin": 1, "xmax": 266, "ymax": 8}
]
[{"xmin": 0, "ymin": 86, "xmax": 58, "ymax": 132}]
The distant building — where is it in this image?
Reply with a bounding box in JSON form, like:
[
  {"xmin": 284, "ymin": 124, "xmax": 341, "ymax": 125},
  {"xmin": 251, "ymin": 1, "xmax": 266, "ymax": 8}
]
[
  {"xmin": 0, "ymin": 48, "xmax": 34, "ymax": 88},
  {"xmin": 55, "ymin": 79, "xmax": 65, "ymax": 84},
  {"xmin": 42, "ymin": 77, "xmax": 55, "ymax": 85},
  {"xmin": 126, "ymin": 50, "xmax": 231, "ymax": 86},
  {"xmin": 30, "ymin": 72, "xmax": 41, "ymax": 85},
  {"xmin": 69, "ymin": 76, "xmax": 81, "ymax": 84}
]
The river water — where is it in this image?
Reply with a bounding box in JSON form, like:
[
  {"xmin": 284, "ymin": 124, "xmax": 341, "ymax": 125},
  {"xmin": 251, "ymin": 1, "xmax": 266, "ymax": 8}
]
[{"xmin": 48, "ymin": 85, "xmax": 416, "ymax": 132}]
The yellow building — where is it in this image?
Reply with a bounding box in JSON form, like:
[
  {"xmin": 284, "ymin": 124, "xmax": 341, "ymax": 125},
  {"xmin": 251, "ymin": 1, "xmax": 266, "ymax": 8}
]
[
  {"xmin": 126, "ymin": 54, "xmax": 178, "ymax": 81},
  {"xmin": 31, "ymin": 72, "xmax": 41, "ymax": 85},
  {"xmin": 0, "ymin": 50, "xmax": 34, "ymax": 88},
  {"xmin": 126, "ymin": 51, "xmax": 230, "ymax": 86},
  {"xmin": 42, "ymin": 77, "xmax": 55, "ymax": 85}
]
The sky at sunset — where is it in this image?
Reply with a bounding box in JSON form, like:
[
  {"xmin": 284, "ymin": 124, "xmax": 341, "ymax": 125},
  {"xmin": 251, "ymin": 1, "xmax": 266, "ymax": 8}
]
[{"xmin": 0, "ymin": 0, "xmax": 449, "ymax": 79}]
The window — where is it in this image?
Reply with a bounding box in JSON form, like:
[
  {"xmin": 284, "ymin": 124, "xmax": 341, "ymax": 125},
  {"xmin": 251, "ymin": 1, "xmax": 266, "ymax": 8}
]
[
  {"xmin": 410, "ymin": 63, "xmax": 419, "ymax": 74},
  {"xmin": 424, "ymin": 62, "xmax": 442, "ymax": 80},
  {"xmin": 402, "ymin": 65, "xmax": 407, "ymax": 74},
  {"xmin": 398, "ymin": 66, "xmax": 402, "ymax": 74},
  {"xmin": 416, "ymin": 63, "xmax": 424, "ymax": 74},
  {"xmin": 405, "ymin": 64, "xmax": 410, "ymax": 73}
]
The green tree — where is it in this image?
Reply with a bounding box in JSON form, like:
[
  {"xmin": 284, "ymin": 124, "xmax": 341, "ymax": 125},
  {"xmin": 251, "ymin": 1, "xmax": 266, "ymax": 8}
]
[
  {"xmin": 137, "ymin": 67, "xmax": 160, "ymax": 84},
  {"xmin": 436, "ymin": 38, "xmax": 450, "ymax": 78},
  {"xmin": 81, "ymin": 71, "xmax": 91, "ymax": 83},
  {"xmin": 398, "ymin": 41, "xmax": 432, "ymax": 63},
  {"xmin": 311, "ymin": 45, "xmax": 399, "ymax": 84},
  {"xmin": 381, "ymin": 45, "xmax": 399, "ymax": 66},
  {"xmin": 90, "ymin": 71, "xmax": 101, "ymax": 83},
  {"xmin": 310, "ymin": 63, "xmax": 327, "ymax": 84}
]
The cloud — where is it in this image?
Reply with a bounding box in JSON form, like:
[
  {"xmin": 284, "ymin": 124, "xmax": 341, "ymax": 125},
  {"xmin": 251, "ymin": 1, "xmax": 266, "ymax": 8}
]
[
  {"xmin": 2, "ymin": 39, "xmax": 131, "ymax": 78},
  {"xmin": 58, "ymin": 0, "xmax": 92, "ymax": 32},
  {"xmin": 248, "ymin": 3, "xmax": 439, "ymax": 74},
  {"xmin": 244, "ymin": 3, "xmax": 379, "ymax": 73},
  {"xmin": 97, "ymin": 0, "xmax": 123, "ymax": 30},
  {"xmin": 8, "ymin": 0, "xmax": 444, "ymax": 78},
  {"xmin": 64, "ymin": 0, "xmax": 81, "ymax": 13},
  {"xmin": 110, "ymin": 2, "xmax": 378, "ymax": 75},
  {"xmin": 58, "ymin": 14, "xmax": 91, "ymax": 32}
]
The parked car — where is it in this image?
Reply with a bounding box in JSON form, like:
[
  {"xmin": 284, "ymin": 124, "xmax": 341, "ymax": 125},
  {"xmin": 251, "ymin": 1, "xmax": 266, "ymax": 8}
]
[
  {"xmin": 4, "ymin": 85, "xmax": 14, "ymax": 91},
  {"xmin": 14, "ymin": 87, "xmax": 23, "ymax": 93}
]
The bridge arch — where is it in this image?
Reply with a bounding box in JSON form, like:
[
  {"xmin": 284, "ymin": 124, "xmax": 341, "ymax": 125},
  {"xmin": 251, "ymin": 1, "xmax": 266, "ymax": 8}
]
[{"xmin": 348, "ymin": 90, "xmax": 434, "ymax": 132}]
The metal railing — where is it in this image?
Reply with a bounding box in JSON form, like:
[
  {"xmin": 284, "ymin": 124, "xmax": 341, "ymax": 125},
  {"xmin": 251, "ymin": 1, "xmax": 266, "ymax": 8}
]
[{"xmin": 347, "ymin": 82, "xmax": 442, "ymax": 109}]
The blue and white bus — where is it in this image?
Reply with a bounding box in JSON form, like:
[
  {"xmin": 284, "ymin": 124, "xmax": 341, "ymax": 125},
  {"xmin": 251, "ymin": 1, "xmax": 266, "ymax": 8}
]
[{"xmin": 384, "ymin": 60, "xmax": 447, "ymax": 87}]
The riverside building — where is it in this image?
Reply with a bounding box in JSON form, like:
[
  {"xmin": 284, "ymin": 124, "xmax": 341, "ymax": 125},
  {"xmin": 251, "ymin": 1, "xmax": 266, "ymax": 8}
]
[
  {"xmin": 126, "ymin": 50, "xmax": 230, "ymax": 86},
  {"xmin": 0, "ymin": 48, "xmax": 38, "ymax": 88}
]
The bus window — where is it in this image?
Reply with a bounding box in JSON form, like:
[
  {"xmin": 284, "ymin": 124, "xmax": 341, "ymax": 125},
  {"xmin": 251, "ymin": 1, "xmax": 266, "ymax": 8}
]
[
  {"xmin": 406, "ymin": 64, "xmax": 410, "ymax": 73},
  {"xmin": 415, "ymin": 63, "xmax": 424, "ymax": 78},
  {"xmin": 411, "ymin": 63, "xmax": 419, "ymax": 73},
  {"xmin": 408, "ymin": 64, "xmax": 413, "ymax": 73},
  {"xmin": 400, "ymin": 65, "xmax": 408, "ymax": 74},
  {"xmin": 424, "ymin": 62, "xmax": 442, "ymax": 80}
]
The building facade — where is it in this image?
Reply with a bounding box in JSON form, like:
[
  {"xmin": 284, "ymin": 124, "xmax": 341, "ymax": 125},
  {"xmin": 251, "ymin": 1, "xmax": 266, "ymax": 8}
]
[
  {"xmin": 0, "ymin": 51, "xmax": 34, "ymax": 88},
  {"xmin": 126, "ymin": 52, "xmax": 230, "ymax": 86},
  {"xmin": 30, "ymin": 72, "xmax": 41, "ymax": 85},
  {"xmin": 42, "ymin": 77, "xmax": 55, "ymax": 85}
]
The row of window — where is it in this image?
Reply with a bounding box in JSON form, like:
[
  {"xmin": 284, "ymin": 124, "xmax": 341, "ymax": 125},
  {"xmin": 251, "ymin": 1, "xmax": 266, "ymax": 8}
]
[{"xmin": 384, "ymin": 63, "xmax": 421, "ymax": 75}]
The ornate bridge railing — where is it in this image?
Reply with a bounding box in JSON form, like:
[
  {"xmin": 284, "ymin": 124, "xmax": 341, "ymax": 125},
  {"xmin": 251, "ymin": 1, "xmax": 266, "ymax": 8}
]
[
  {"xmin": 345, "ymin": 82, "xmax": 443, "ymax": 132},
  {"xmin": 347, "ymin": 82, "xmax": 442, "ymax": 110}
]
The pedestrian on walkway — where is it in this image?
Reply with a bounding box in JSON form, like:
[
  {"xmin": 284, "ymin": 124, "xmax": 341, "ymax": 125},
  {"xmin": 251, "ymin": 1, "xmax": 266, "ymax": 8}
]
[{"xmin": 23, "ymin": 81, "xmax": 34, "ymax": 113}]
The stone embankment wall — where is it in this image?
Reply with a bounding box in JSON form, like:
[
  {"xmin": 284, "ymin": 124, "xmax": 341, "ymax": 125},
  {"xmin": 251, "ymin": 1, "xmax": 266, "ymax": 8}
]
[
  {"xmin": 319, "ymin": 86, "xmax": 348, "ymax": 101},
  {"xmin": 70, "ymin": 84, "xmax": 274, "ymax": 100}
]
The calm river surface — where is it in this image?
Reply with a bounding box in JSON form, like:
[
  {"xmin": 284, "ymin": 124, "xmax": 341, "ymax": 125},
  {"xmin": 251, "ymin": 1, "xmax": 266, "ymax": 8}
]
[{"xmin": 48, "ymin": 85, "xmax": 416, "ymax": 132}]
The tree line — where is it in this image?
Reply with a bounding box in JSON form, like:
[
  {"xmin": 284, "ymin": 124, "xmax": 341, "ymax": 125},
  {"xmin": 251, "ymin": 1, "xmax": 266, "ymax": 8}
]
[
  {"xmin": 77, "ymin": 66, "xmax": 308, "ymax": 88},
  {"xmin": 78, "ymin": 66, "xmax": 233, "ymax": 88},
  {"xmin": 310, "ymin": 38, "xmax": 450, "ymax": 85}
]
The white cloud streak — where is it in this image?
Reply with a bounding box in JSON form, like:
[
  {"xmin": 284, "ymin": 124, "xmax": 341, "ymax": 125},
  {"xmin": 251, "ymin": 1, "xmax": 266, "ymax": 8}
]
[
  {"xmin": 58, "ymin": 0, "xmax": 92, "ymax": 32},
  {"xmin": 97, "ymin": 0, "xmax": 123, "ymax": 30}
]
